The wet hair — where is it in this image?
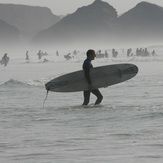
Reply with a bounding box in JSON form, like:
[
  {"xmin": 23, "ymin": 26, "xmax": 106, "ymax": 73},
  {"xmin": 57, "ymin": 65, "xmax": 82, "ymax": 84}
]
[{"xmin": 86, "ymin": 49, "xmax": 95, "ymax": 57}]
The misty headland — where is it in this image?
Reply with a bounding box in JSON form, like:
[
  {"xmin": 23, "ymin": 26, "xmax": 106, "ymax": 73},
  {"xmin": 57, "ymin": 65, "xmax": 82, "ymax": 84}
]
[{"xmin": 0, "ymin": 0, "xmax": 163, "ymax": 50}]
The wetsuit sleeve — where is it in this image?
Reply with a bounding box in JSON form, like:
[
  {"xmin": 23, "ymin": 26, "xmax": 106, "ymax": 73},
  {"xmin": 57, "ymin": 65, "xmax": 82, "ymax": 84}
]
[
  {"xmin": 83, "ymin": 59, "xmax": 92, "ymax": 85},
  {"xmin": 84, "ymin": 67, "xmax": 92, "ymax": 85}
]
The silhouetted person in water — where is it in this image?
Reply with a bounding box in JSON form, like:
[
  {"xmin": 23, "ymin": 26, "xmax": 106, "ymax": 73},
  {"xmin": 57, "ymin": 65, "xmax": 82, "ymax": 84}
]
[
  {"xmin": 26, "ymin": 51, "xmax": 29, "ymax": 60},
  {"xmin": 1, "ymin": 53, "xmax": 9, "ymax": 66},
  {"xmin": 82, "ymin": 49, "xmax": 103, "ymax": 105}
]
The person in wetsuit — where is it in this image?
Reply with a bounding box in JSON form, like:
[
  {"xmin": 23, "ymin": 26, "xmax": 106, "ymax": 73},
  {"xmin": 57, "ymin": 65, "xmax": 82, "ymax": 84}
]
[{"xmin": 82, "ymin": 49, "xmax": 103, "ymax": 105}]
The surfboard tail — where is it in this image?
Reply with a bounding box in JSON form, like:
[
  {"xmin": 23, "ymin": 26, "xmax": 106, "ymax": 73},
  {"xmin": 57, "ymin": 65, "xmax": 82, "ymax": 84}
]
[{"xmin": 45, "ymin": 83, "xmax": 50, "ymax": 91}]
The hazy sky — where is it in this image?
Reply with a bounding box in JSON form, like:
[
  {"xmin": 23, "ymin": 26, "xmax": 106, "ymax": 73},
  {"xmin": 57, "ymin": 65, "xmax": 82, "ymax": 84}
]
[{"xmin": 1, "ymin": 0, "xmax": 163, "ymax": 15}]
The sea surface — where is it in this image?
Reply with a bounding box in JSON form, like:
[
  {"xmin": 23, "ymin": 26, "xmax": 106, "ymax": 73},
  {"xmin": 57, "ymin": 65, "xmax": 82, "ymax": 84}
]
[{"xmin": 0, "ymin": 46, "xmax": 163, "ymax": 163}]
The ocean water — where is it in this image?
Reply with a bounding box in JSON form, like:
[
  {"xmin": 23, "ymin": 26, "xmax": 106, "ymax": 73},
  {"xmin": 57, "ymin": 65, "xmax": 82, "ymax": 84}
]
[{"xmin": 0, "ymin": 46, "xmax": 163, "ymax": 163}]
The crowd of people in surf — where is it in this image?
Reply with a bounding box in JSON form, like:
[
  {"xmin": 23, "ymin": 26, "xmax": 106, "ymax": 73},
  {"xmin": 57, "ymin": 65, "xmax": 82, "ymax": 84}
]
[
  {"xmin": 0, "ymin": 47, "xmax": 159, "ymax": 66},
  {"xmin": 126, "ymin": 48, "xmax": 157, "ymax": 57},
  {"xmin": 25, "ymin": 50, "xmax": 50, "ymax": 63},
  {"xmin": 95, "ymin": 47, "xmax": 157, "ymax": 59},
  {"xmin": 25, "ymin": 48, "xmax": 158, "ymax": 62}
]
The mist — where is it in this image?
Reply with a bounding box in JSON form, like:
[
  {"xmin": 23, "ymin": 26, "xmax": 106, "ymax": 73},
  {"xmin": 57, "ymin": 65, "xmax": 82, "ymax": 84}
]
[{"xmin": 0, "ymin": 1, "xmax": 163, "ymax": 54}]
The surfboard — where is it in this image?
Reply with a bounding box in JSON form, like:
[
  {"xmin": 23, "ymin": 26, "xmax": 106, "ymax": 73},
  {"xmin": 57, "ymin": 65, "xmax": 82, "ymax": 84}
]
[{"xmin": 45, "ymin": 63, "xmax": 138, "ymax": 92}]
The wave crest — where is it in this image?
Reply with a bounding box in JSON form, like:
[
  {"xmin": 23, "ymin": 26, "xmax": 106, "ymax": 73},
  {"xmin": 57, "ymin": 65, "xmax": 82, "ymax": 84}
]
[
  {"xmin": 0, "ymin": 79, "xmax": 30, "ymax": 87},
  {"xmin": 0, "ymin": 79, "xmax": 46, "ymax": 87}
]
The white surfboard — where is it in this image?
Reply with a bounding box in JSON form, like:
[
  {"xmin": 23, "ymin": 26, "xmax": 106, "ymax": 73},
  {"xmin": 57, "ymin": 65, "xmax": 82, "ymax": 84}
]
[{"xmin": 45, "ymin": 63, "xmax": 138, "ymax": 92}]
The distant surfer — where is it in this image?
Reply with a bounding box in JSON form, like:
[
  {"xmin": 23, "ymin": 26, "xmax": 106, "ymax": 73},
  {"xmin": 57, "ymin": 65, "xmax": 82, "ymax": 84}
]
[
  {"xmin": 151, "ymin": 50, "xmax": 157, "ymax": 56},
  {"xmin": 82, "ymin": 49, "xmax": 103, "ymax": 105},
  {"xmin": 0, "ymin": 53, "xmax": 9, "ymax": 66},
  {"xmin": 64, "ymin": 53, "xmax": 71, "ymax": 60},
  {"xmin": 112, "ymin": 49, "xmax": 118, "ymax": 58},
  {"xmin": 56, "ymin": 50, "xmax": 59, "ymax": 56},
  {"xmin": 26, "ymin": 51, "xmax": 29, "ymax": 60},
  {"xmin": 37, "ymin": 50, "xmax": 42, "ymax": 60}
]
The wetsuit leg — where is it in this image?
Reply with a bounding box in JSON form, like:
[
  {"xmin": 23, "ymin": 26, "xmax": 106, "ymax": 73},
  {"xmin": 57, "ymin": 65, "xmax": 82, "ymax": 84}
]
[
  {"xmin": 83, "ymin": 90, "xmax": 90, "ymax": 105},
  {"xmin": 91, "ymin": 89, "xmax": 103, "ymax": 105}
]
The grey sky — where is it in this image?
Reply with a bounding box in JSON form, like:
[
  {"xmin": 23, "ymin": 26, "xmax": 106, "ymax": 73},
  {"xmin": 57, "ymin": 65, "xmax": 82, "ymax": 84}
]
[{"xmin": 0, "ymin": 0, "xmax": 163, "ymax": 15}]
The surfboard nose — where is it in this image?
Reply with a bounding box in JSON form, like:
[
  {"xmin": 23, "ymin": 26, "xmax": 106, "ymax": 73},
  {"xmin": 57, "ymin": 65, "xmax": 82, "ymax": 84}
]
[
  {"xmin": 132, "ymin": 65, "xmax": 139, "ymax": 74},
  {"xmin": 45, "ymin": 83, "xmax": 50, "ymax": 91}
]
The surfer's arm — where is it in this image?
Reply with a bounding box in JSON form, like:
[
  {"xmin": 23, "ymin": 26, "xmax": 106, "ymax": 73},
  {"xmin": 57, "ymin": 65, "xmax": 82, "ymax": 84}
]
[
  {"xmin": 83, "ymin": 59, "xmax": 93, "ymax": 89},
  {"xmin": 84, "ymin": 68, "xmax": 92, "ymax": 85}
]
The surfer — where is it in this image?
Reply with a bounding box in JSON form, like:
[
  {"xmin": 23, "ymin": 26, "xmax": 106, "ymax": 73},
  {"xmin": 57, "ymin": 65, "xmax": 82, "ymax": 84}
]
[
  {"xmin": 1, "ymin": 53, "xmax": 9, "ymax": 66},
  {"xmin": 82, "ymin": 49, "xmax": 103, "ymax": 105},
  {"xmin": 26, "ymin": 51, "xmax": 29, "ymax": 60},
  {"xmin": 37, "ymin": 50, "xmax": 42, "ymax": 60}
]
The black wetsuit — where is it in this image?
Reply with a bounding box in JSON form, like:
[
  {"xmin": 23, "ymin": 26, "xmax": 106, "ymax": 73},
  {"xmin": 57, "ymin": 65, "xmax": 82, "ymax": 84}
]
[{"xmin": 82, "ymin": 58, "xmax": 103, "ymax": 105}]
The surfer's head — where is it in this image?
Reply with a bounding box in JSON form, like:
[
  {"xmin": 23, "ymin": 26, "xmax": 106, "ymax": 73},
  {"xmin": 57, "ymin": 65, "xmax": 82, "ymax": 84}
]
[{"xmin": 86, "ymin": 49, "xmax": 96, "ymax": 60}]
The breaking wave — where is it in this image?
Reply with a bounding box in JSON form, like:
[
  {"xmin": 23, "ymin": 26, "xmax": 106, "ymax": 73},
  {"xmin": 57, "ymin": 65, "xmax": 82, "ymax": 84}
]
[{"xmin": 0, "ymin": 79, "xmax": 47, "ymax": 87}]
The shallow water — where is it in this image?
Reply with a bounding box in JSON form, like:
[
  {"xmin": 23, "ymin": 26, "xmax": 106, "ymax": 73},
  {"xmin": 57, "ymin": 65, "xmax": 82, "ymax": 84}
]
[{"xmin": 0, "ymin": 47, "xmax": 163, "ymax": 162}]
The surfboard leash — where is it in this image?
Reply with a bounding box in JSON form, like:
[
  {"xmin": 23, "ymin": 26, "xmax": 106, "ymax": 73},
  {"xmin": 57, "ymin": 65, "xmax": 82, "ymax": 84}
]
[{"xmin": 43, "ymin": 89, "xmax": 49, "ymax": 108}]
